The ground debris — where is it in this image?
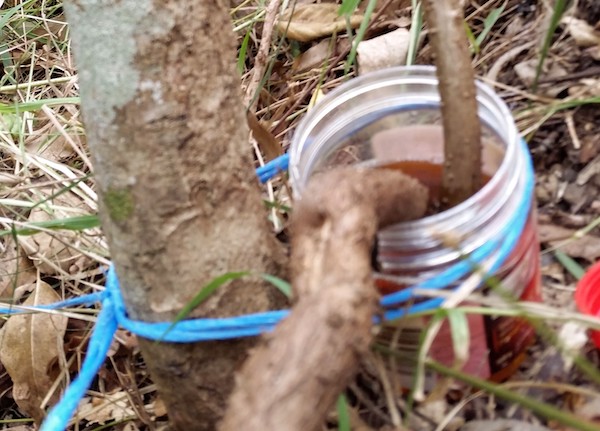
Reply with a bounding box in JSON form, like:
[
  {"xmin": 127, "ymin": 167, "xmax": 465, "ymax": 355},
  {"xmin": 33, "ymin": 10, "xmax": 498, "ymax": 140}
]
[{"xmin": 460, "ymin": 419, "xmax": 551, "ymax": 431}]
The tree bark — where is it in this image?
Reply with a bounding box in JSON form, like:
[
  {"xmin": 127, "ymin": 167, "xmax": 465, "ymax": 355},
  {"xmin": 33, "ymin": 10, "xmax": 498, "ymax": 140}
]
[
  {"xmin": 220, "ymin": 168, "xmax": 428, "ymax": 431},
  {"xmin": 422, "ymin": 0, "xmax": 482, "ymax": 207},
  {"xmin": 64, "ymin": 1, "xmax": 287, "ymax": 430}
]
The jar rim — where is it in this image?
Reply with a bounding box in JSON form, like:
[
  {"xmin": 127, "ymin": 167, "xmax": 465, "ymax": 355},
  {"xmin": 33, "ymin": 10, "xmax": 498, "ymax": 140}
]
[{"xmin": 289, "ymin": 65, "xmax": 519, "ymax": 230}]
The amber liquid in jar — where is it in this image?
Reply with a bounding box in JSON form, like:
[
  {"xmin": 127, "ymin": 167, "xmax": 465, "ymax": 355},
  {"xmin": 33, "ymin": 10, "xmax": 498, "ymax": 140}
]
[
  {"xmin": 289, "ymin": 68, "xmax": 541, "ymax": 386},
  {"xmin": 374, "ymin": 159, "xmax": 540, "ymax": 384}
]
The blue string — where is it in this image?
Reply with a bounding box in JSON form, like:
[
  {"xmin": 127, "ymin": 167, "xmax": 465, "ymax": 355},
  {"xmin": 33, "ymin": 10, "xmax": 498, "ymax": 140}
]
[
  {"xmin": 256, "ymin": 154, "xmax": 289, "ymax": 183},
  {"xmin": 40, "ymin": 291, "xmax": 118, "ymax": 431},
  {"xmin": 40, "ymin": 292, "xmax": 106, "ymax": 309},
  {"xmin": 36, "ymin": 140, "xmax": 533, "ymax": 430}
]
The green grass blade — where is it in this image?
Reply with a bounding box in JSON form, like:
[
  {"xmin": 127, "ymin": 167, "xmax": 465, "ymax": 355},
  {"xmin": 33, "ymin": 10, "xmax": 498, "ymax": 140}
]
[
  {"xmin": 262, "ymin": 199, "xmax": 292, "ymax": 213},
  {"xmin": 0, "ymin": 0, "xmax": 36, "ymax": 29},
  {"xmin": 237, "ymin": 30, "xmax": 251, "ymax": 74},
  {"xmin": 159, "ymin": 270, "xmax": 291, "ymax": 340},
  {"xmin": 0, "ymin": 215, "xmax": 101, "ymax": 237},
  {"xmin": 375, "ymin": 344, "xmax": 600, "ymax": 431},
  {"xmin": 406, "ymin": 0, "xmax": 423, "ymax": 65},
  {"xmin": 336, "ymin": 394, "xmax": 351, "ymax": 431},
  {"xmin": 427, "ymin": 359, "xmax": 600, "ymax": 431},
  {"xmin": 0, "ymin": 42, "xmax": 15, "ymax": 83},
  {"xmin": 160, "ymin": 271, "xmax": 251, "ymax": 340},
  {"xmin": 575, "ymin": 215, "xmax": 600, "ymax": 238},
  {"xmin": 175, "ymin": 272, "xmax": 250, "ymax": 322},
  {"xmin": 549, "ymin": 96, "xmax": 600, "ymax": 112},
  {"xmin": 344, "ymin": 0, "xmax": 378, "ymax": 74},
  {"xmin": 30, "ymin": 175, "xmax": 92, "ymax": 211},
  {"xmin": 446, "ymin": 308, "xmax": 469, "ymax": 365},
  {"xmin": 533, "ymin": 0, "xmax": 568, "ymax": 92},
  {"xmin": 464, "ymin": 21, "xmax": 478, "ymax": 54},
  {"xmin": 338, "ymin": 0, "xmax": 361, "ymax": 16},
  {"xmin": 554, "ymin": 250, "xmax": 585, "ymax": 280},
  {"xmin": 259, "ymin": 273, "xmax": 292, "ymax": 298},
  {"xmin": 474, "ymin": 3, "xmax": 506, "ymax": 48},
  {"xmin": 0, "ymin": 97, "xmax": 80, "ymax": 113},
  {"xmin": 344, "ymin": 16, "xmax": 355, "ymax": 66}
]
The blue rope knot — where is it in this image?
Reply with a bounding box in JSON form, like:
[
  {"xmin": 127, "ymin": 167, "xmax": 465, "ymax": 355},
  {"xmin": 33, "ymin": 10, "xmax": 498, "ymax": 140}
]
[{"xmin": 40, "ymin": 142, "xmax": 534, "ymax": 430}]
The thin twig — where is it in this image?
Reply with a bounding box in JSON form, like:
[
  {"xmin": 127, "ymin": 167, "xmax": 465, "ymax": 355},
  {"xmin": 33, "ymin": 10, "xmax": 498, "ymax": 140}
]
[{"xmin": 244, "ymin": 0, "xmax": 282, "ymax": 111}]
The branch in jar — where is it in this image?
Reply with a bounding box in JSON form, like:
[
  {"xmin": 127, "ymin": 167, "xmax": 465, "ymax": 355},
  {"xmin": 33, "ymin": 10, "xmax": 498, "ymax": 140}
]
[{"xmin": 422, "ymin": 0, "xmax": 482, "ymax": 207}]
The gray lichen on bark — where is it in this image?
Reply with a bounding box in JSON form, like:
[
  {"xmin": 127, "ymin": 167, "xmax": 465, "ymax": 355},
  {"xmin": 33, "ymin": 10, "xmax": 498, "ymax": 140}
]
[
  {"xmin": 66, "ymin": 0, "xmax": 152, "ymax": 134},
  {"xmin": 65, "ymin": 0, "xmax": 175, "ymax": 195}
]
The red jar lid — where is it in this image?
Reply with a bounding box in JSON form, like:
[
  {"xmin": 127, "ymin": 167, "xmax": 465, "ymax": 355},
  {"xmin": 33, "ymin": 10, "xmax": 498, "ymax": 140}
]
[{"xmin": 575, "ymin": 261, "xmax": 600, "ymax": 348}]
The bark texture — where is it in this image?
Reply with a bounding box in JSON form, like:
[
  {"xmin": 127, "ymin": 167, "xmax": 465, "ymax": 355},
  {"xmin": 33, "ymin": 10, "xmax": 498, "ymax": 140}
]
[
  {"xmin": 423, "ymin": 0, "xmax": 482, "ymax": 207},
  {"xmin": 220, "ymin": 167, "xmax": 428, "ymax": 431},
  {"xmin": 64, "ymin": 1, "xmax": 286, "ymax": 429}
]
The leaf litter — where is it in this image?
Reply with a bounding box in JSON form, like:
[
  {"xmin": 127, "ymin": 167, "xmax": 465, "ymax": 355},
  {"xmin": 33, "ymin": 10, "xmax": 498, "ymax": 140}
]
[
  {"xmin": 0, "ymin": 281, "xmax": 67, "ymax": 424},
  {"xmin": 1, "ymin": 0, "xmax": 600, "ymax": 429}
]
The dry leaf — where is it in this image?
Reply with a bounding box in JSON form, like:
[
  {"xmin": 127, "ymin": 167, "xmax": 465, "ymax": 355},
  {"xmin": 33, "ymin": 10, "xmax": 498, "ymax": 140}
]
[
  {"xmin": 0, "ymin": 237, "xmax": 37, "ymax": 299},
  {"xmin": 357, "ymin": 28, "xmax": 410, "ymax": 74},
  {"xmin": 572, "ymin": 396, "xmax": 600, "ymax": 423},
  {"xmin": 562, "ymin": 16, "xmax": 600, "ymax": 47},
  {"xmin": 538, "ymin": 223, "xmax": 600, "ymax": 262},
  {"xmin": 0, "ymin": 171, "xmax": 21, "ymax": 187},
  {"xmin": 278, "ymin": 4, "xmax": 364, "ymax": 42},
  {"xmin": 24, "ymin": 112, "xmax": 78, "ymax": 163},
  {"xmin": 559, "ymin": 236, "xmax": 600, "ymax": 261},
  {"xmin": 2, "ymin": 426, "xmax": 36, "ymax": 431},
  {"xmin": 30, "ymin": 13, "xmax": 68, "ymax": 42},
  {"xmin": 460, "ymin": 420, "xmax": 551, "ymax": 431},
  {"xmin": 20, "ymin": 192, "xmax": 92, "ymax": 275},
  {"xmin": 514, "ymin": 59, "xmax": 569, "ymax": 97},
  {"xmin": 293, "ymin": 38, "xmax": 333, "ymax": 72},
  {"xmin": 558, "ymin": 322, "xmax": 588, "ymax": 371},
  {"xmin": 149, "ymin": 396, "xmax": 168, "ymax": 419},
  {"xmin": 20, "ymin": 206, "xmax": 80, "ymax": 274},
  {"xmin": 577, "ymin": 153, "xmax": 600, "ymax": 185},
  {"xmin": 586, "ymin": 45, "xmax": 600, "ymax": 61},
  {"xmin": 77, "ymin": 391, "xmax": 136, "ymax": 425},
  {"xmin": 292, "ymin": 37, "xmax": 349, "ymax": 73},
  {"xmin": 569, "ymin": 78, "xmax": 600, "ymax": 98},
  {"xmin": 505, "ymin": 15, "xmax": 525, "ymax": 36},
  {"xmin": 246, "ymin": 112, "xmax": 281, "ymax": 161},
  {"xmin": 33, "ymin": 134, "xmax": 77, "ymax": 162},
  {"xmin": 114, "ymin": 329, "xmax": 139, "ymax": 353},
  {"xmin": 0, "ymin": 281, "xmax": 68, "ymax": 423},
  {"xmin": 122, "ymin": 422, "xmax": 141, "ymax": 431},
  {"xmin": 538, "ymin": 223, "xmax": 580, "ymax": 242}
]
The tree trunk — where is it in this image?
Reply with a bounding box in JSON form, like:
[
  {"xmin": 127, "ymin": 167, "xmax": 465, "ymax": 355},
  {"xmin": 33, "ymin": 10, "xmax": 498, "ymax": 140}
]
[{"xmin": 64, "ymin": 1, "xmax": 287, "ymax": 430}]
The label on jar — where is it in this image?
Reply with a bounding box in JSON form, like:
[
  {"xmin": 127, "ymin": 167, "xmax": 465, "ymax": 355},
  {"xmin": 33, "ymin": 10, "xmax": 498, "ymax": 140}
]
[
  {"xmin": 380, "ymin": 311, "xmax": 491, "ymax": 390},
  {"xmin": 485, "ymin": 241, "xmax": 541, "ymax": 380},
  {"xmin": 376, "ymin": 218, "xmax": 541, "ymax": 388}
]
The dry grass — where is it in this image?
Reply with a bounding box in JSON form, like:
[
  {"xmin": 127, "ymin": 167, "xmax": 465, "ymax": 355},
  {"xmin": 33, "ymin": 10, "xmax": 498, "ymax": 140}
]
[{"xmin": 1, "ymin": 0, "xmax": 600, "ymax": 429}]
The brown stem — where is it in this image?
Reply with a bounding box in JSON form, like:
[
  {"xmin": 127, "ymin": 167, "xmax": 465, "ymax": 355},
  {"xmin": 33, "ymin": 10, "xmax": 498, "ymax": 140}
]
[
  {"xmin": 423, "ymin": 0, "xmax": 482, "ymax": 207},
  {"xmin": 244, "ymin": 0, "xmax": 281, "ymax": 111},
  {"xmin": 220, "ymin": 167, "xmax": 428, "ymax": 431}
]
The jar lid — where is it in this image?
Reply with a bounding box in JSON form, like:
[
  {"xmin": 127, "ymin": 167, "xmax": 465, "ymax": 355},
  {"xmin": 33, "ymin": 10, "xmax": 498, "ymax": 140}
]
[{"xmin": 575, "ymin": 261, "xmax": 600, "ymax": 348}]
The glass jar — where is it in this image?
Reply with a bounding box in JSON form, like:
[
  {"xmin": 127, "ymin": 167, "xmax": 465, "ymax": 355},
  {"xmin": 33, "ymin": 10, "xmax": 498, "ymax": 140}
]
[{"xmin": 289, "ymin": 66, "xmax": 540, "ymax": 383}]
